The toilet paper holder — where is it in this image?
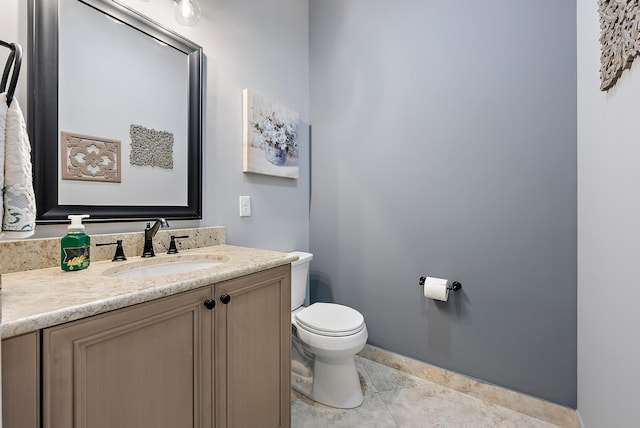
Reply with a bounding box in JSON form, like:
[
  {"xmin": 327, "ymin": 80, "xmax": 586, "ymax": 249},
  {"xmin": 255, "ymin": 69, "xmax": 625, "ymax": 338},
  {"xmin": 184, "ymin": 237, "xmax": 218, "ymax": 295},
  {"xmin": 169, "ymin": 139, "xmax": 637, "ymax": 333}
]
[{"xmin": 418, "ymin": 276, "xmax": 462, "ymax": 291}]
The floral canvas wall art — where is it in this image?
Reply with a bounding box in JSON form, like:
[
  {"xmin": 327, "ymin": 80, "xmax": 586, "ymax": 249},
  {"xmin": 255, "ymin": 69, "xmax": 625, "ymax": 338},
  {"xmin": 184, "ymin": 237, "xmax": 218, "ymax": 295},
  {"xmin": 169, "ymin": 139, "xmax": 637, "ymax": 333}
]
[{"xmin": 243, "ymin": 89, "xmax": 299, "ymax": 178}]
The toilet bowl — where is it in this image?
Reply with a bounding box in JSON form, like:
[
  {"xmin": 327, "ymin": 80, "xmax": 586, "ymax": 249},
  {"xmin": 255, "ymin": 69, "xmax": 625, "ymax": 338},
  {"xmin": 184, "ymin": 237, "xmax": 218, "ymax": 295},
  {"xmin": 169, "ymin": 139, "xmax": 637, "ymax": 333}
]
[{"xmin": 290, "ymin": 252, "xmax": 368, "ymax": 409}]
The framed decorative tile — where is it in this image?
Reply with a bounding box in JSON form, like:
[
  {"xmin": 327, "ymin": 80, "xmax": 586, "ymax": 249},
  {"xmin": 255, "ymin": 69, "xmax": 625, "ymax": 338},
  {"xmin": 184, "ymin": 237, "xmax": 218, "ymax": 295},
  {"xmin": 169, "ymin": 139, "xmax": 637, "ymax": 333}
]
[{"xmin": 61, "ymin": 132, "xmax": 121, "ymax": 182}]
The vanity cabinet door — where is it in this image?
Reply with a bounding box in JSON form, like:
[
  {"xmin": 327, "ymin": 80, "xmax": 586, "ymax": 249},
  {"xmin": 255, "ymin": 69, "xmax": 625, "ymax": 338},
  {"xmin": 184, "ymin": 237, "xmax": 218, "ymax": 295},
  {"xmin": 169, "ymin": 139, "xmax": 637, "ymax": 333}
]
[
  {"xmin": 214, "ymin": 265, "xmax": 291, "ymax": 428},
  {"xmin": 2, "ymin": 332, "xmax": 40, "ymax": 428},
  {"xmin": 42, "ymin": 287, "xmax": 214, "ymax": 428}
]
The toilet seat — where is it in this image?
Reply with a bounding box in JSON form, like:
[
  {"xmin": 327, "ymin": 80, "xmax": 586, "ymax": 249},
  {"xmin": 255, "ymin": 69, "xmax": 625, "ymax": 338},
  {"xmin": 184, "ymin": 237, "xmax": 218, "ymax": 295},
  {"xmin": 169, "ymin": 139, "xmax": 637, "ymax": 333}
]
[{"xmin": 295, "ymin": 303, "xmax": 365, "ymax": 337}]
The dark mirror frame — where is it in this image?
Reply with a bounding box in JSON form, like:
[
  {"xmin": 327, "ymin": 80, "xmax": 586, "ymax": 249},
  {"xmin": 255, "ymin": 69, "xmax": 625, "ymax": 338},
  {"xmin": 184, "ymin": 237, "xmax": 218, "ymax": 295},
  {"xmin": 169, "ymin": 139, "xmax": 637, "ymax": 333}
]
[{"xmin": 28, "ymin": 0, "xmax": 203, "ymax": 223}]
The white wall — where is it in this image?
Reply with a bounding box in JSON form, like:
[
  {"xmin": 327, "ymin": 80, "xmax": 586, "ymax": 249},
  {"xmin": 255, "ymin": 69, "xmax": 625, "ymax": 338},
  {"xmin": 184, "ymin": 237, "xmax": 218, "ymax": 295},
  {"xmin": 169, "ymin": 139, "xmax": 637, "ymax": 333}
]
[
  {"xmin": 0, "ymin": 0, "xmax": 310, "ymax": 252},
  {"xmin": 0, "ymin": 1, "xmax": 27, "ymax": 115},
  {"xmin": 577, "ymin": 0, "xmax": 640, "ymax": 426}
]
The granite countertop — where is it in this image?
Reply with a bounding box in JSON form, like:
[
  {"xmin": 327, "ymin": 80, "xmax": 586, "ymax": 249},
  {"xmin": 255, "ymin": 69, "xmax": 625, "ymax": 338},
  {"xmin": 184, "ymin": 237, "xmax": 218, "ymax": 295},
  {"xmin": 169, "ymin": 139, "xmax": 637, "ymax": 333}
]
[{"xmin": 1, "ymin": 245, "xmax": 297, "ymax": 339}]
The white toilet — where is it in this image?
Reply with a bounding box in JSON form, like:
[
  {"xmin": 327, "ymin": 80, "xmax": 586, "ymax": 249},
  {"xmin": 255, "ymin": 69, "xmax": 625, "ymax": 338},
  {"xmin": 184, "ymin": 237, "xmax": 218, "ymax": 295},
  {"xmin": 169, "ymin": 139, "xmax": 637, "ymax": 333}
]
[{"xmin": 290, "ymin": 252, "xmax": 368, "ymax": 408}]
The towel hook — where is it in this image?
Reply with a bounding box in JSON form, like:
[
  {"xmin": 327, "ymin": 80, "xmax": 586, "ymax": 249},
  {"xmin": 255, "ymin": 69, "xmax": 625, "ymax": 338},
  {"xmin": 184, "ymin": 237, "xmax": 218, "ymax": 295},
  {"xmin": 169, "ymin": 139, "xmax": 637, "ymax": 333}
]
[
  {"xmin": 1, "ymin": 48, "xmax": 15, "ymax": 90},
  {"xmin": 0, "ymin": 41, "xmax": 22, "ymax": 107}
]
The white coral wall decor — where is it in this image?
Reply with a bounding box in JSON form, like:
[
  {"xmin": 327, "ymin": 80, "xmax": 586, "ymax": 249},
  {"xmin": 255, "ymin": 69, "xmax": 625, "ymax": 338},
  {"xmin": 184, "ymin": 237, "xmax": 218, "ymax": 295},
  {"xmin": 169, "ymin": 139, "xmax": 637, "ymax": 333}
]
[{"xmin": 599, "ymin": 0, "xmax": 640, "ymax": 91}]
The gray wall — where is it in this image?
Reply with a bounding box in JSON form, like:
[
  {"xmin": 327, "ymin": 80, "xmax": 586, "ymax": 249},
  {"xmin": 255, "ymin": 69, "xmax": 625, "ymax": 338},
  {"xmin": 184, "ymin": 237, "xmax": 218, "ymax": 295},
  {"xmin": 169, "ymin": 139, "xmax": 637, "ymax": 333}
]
[
  {"xmin": 309, "ymin": 0, "xmax": 577, "ymax": 407},
  {"xmin": 199, "ymin": 0, "xmax": 310, "ymax": 252},
  {"xmin": 577, "ymin": 0, "xmax": 640, "ymax": 426},
  {"xmin": 0, "ymin": 0, "xmax": 310, "ymax": 253}
]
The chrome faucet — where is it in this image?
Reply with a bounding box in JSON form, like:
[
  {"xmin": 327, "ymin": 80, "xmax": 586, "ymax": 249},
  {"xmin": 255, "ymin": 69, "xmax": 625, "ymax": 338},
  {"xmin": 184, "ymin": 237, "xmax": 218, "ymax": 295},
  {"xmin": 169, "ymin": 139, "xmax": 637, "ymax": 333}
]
[{"xmin": 142, "ymin": 218, "xmax": 170, "ymax": 257}]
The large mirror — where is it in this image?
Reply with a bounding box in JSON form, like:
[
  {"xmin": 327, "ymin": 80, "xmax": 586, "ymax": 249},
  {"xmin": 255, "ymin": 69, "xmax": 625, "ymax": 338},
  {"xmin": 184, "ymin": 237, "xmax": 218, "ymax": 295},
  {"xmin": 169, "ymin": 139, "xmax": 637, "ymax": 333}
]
[{"xmin": 28, "ymin": 0, "xmax": 203, "ymax": 223}]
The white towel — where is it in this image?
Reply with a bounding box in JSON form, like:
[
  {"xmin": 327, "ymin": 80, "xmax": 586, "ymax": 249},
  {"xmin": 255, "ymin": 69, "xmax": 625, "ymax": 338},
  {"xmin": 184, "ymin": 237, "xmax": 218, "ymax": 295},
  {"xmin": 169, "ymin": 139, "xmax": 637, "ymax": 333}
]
[{"xmin": 1, "ymin": 93, "xmax": 36, "ymax": 238}]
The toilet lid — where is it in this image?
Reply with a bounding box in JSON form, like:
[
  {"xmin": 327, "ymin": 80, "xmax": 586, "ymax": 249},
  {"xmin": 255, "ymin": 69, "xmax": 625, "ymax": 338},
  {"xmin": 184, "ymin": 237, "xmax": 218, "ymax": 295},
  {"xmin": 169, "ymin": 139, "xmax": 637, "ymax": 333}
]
[{"xmin": 295, "ymin": 303, "xmax": 365, "ymax": 337}]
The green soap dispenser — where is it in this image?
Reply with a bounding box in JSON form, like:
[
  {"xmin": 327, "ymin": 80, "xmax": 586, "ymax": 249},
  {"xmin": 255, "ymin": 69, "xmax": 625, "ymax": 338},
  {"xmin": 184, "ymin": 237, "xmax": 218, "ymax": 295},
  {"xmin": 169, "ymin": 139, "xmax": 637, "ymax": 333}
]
[{"xmin": 61, "ymin": 214, "xmax": 90, "ymax": 271}]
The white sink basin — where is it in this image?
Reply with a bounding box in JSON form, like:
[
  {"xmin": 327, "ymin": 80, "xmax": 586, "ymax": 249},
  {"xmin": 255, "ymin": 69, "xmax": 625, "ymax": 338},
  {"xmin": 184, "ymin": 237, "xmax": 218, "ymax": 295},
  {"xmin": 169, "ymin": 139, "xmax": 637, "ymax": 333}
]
[{"xmin": 104, "ymin": 255, "xmax": 227, "ymax": 278}]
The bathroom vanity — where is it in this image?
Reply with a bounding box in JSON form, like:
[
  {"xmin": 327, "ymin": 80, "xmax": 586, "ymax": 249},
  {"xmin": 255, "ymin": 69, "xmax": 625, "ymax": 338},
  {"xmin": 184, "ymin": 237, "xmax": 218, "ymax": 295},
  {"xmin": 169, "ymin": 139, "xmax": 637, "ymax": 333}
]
[{"xmin": 1, "ymin": 244, "xmax": 294, "ymax": 428}]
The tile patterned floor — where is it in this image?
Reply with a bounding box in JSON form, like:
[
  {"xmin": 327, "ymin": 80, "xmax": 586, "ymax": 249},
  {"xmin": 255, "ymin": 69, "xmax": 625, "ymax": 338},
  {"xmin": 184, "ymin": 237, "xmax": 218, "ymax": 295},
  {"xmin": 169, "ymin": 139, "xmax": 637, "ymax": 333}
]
[{"xmin": 291, "ymin": 356, "xmax": 560, "ymax": 427}]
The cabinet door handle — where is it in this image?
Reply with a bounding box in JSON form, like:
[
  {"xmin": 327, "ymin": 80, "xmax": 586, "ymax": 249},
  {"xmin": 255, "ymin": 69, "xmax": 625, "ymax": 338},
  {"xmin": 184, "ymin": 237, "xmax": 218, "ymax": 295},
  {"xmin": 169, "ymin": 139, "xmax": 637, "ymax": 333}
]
[
  {"xmin": 220, "ymin": 294, "xmax": 231, "ymax": 304},
  {"xmin": 204, "ymin": 299, "xmax": 216, "ymax": 310}
]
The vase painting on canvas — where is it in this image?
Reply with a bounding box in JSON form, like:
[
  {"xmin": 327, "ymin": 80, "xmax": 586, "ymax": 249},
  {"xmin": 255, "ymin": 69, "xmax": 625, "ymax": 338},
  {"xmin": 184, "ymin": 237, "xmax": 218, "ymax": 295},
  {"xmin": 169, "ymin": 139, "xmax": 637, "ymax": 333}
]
[{"xmin": 243, "ymin": 89, "xmax": 299, "ymax": 178}]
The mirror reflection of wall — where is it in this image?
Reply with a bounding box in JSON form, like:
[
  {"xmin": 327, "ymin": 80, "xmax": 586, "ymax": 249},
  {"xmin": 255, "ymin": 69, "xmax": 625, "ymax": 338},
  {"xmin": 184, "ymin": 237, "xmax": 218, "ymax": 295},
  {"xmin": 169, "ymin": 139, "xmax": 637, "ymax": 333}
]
[{"xmin": 58, "ymin": 0, "xmax": 189, "ymax": 207}]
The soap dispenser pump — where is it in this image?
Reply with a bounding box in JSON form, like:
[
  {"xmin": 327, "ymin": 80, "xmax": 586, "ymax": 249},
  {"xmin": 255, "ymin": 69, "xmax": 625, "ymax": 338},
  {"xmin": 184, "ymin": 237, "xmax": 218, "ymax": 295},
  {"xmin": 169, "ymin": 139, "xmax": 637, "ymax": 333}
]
[{"xmin": 61, "ymin": 214, "xmax": 91, "ymax": 271}]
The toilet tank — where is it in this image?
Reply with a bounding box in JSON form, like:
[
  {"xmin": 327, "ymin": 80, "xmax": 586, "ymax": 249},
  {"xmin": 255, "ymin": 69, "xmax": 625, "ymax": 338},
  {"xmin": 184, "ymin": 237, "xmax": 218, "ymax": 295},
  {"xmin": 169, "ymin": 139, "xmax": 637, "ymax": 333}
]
[{"xmin": 289, "ymin": 252, "xmax": 313, "ymax": 310}]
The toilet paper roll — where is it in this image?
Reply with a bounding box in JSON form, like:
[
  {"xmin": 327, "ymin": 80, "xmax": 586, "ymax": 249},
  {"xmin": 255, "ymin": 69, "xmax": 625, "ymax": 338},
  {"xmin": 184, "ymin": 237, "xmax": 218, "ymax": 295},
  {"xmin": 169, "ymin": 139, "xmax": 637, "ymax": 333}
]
[{"xmin": 423, "ymin": 276, "xmax": 450, "ymax": 301}]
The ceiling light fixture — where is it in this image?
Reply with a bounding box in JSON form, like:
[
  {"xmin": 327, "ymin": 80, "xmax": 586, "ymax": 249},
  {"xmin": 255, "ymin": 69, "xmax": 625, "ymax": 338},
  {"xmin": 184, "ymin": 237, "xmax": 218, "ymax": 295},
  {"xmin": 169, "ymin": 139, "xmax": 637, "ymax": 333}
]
[
  {"xmin": 136, "ymin": 0, "xmax": 201, "ymax": 28},
  {"xmin": 174, "ymin": 0, "xmax": 201, "ymax": 28}
]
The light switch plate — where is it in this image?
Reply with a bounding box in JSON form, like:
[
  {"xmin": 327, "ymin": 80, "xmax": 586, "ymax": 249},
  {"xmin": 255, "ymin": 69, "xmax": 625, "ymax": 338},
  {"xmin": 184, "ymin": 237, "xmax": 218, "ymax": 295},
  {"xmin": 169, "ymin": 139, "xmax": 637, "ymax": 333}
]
[{"xmin": 239, "ymin": 196, "xmax": 251, "ymax": 217}]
